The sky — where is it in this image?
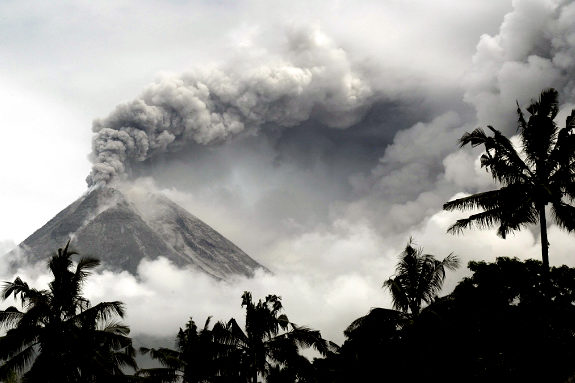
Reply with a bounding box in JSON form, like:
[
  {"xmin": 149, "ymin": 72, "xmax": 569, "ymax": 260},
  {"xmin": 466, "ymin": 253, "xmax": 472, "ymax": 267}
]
[{"xmin": 2, "ymin": 0, "xmax": 575, "ymax": 346}]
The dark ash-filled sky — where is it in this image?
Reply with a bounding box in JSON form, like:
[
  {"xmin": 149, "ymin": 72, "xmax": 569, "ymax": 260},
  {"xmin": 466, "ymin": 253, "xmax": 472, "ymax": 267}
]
[{"xmin": 2, "ymin": 0, "xmax": 575, "ymax": 344}]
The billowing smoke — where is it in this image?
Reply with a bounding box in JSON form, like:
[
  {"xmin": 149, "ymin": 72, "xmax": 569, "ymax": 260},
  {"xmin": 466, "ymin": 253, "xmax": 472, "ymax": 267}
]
[
  {"xmin": 87, "ymin": 28, "xmax": 374, "ymax": 186},
  {"xmin": 464, "ymin": 0, "xmax": 575, "ymax": 132}
]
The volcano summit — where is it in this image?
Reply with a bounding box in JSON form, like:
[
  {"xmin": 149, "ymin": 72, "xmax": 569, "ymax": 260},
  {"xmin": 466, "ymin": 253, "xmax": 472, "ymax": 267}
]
[{"xmin": 11, "ymin": 186, "xmax": 266, "ymax": 279}]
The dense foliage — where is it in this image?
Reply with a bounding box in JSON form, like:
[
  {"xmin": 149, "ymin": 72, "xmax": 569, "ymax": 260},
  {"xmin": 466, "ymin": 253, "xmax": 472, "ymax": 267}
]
[
  {"xmin": 313, "ymin": 257, "xmax": 575, "ymax": 383},
  {"xmin": 139, "ymin": 292, "xmax": 330, "ymax": 383},
  {"xmin": 0, "ymin": 242, "xmax": 136, "ymax": 383}
]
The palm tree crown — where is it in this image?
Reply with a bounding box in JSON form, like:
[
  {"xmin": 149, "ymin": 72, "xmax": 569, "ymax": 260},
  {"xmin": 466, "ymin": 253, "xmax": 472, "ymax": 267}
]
[
  {"xmin": 383, "ymin": 239, "xmax": 459, "ymax": 316},
  {"xmin": 138, "ymin": 317, "xmax": 222, "ymax": 383},
  {"xmin": 215, "ymin": 291, "xmax": 329, "ymax": 383},
  {"xmin": 0, "ymin": 242, "xmax": 136, "ymax": 382},
  {"xmin": 443, "ymin": 88, "xmax": 575, "ymax": 271}
]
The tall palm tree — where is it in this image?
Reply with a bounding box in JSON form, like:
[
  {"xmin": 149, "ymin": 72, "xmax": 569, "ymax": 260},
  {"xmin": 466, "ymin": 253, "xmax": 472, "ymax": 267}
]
[
  {"xmin": 0, "ymin": 242, "xmax": 136, "ymax": 382},
  {"xmin": 443, "ymin": 88, "xmax": 575, "ymax": 274},
  {"xmin": 215, "ymin": 291, "xmax": 329, "ymax": 383},
  {"xmin": 383, "ymin": 239, "xmax": 459, "ymax": 316},
  {"xmin": 138, "ymin": 317, "xmax": 223, "ymax": 383}
]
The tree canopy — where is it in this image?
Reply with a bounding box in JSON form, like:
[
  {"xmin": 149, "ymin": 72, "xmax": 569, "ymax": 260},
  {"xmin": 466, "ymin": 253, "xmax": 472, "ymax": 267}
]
[
  {"xmin": 0, "ymin": 242, "xmax": 136, "ymax": 382},
  {"xmin": 444, "ymin": 88, "xmax": 575, "ymax": 271},
  {"xmin": 383, "ymin": 238, "xmax": 459, "ymax": 315}
]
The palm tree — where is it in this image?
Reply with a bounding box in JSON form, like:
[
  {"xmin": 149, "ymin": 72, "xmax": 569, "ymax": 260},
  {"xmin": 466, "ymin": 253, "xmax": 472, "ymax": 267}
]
[
  {"xmin": 0, "ymin": 242, "xmax": 136, "ymax": 382},
  {"xmin": 333, "ymin": 240, "xmax": 457, "ymax": 382},
  {"xmin": 383, "ymin": 238, "xmax": 459, "ymax": 316},
  {"xmin": 215, "ymin": 291, "xmax": 329, "ymax": 383},
  {"xmin": 443, "ymin": 88, "xmax": 575, "ymax": 274},
  {"xmin": 138, "ymin": 317, "xmax": 223, "ymax": 383}
]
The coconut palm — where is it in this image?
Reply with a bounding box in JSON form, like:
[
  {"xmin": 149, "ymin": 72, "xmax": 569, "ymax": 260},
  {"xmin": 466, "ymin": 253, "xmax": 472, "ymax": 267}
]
[
  {"xmin": 0, "ymin": 242, "xmax": 136, "ymax": 382},
  {"xmin": 383, "ymin": 239, "xmax": 459, "ymax": 316},
  {"xmin": 138, "ymin": 317, "xmax": 224, "ymax": 383},
  {"xmin": 215, "ymin": 291, "xmax": 329, "ymax": 383},
  {"xmin": 443, "ymin": 88, "xmax": 575, "ymax": 274}
]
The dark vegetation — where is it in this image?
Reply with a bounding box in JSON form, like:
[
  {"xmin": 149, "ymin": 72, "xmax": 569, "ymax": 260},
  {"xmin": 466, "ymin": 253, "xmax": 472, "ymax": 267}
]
[
  {"xmin": 444, "ymin": 88, "xmax": 575, "ymax": 275},
  {"xmin": 325, "ymin": 257, "xmax": 575, "ymax": 383},
  {"xmin": 2, "ymin": 88, "xmax": 575, "ymax": 382},
  {"xmin": 0, "ymin": 242, "xmax": 135, "ymax": 382}
]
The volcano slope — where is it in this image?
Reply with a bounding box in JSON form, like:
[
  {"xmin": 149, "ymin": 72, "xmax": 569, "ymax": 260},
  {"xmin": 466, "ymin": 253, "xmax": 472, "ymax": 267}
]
[{"xmin": 11, "ymin": 186, "xmax": 266, "ymax": 279}]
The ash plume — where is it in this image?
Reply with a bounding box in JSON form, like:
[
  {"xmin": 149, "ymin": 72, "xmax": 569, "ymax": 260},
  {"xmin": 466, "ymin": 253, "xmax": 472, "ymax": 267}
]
[
  {"xmin": 87, "ymin": 28, "xmax": 374, "ymax": 186},
  {"xmin": 464, "ymin": 0, "xmax": 575, "ymax": 132}
]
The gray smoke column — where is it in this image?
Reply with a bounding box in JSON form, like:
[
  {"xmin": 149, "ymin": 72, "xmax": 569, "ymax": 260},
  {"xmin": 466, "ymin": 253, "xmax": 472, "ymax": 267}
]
[{"xmin": 87, "ymin": 28, "xmax": 374, "ymax": 186}]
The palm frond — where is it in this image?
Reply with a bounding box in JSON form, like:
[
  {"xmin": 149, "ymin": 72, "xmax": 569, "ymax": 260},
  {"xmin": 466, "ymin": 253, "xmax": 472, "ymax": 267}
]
[
  {"xmin": 74, "ymin": 301, "xmax": 126, "ymax": 324},
  {"xmin": 443, "ymin": 185, "xmax": 530, "ymax": 213},
  {"xmin": 202, "ymin": 315, "xmax": 212, "ymax": 331},
  {"xmin": 459, "ymin": 127, "xmax": 488, "ymax": 148},
  {"xmin": 345, "ymin": 308, "xmax": 407, "ymax": 337},
  {"xmin": 136, "ymin": 367, "xmax": 182, "ymax": 383},
  {"xmin": 73, "ymin": 256, "xmax": 101, "ymax": 286},
  {"xmin": 551, "ymin": 201, "xmax": 575, "ymax": 232},
  {"xmin": 517, "ymin": 100, "xmax": 528, "ymax": 132},
  {"xmin": 383, "ymin": 277, "xmax": 410, "ymax": 313},
  {"xmin": 447, "ymin": 208, "xmax": 500, "ymax": 235},
  {"xmin": 2, "ymin": 277, "xmax": 45, "ymax": 304},
  {"xmin": 0, "ymin": 326, "xmax": 41, "ymax": 360},
  {"xmin": 538, "ymin": 88, "xmax": 559, "ymax": 119},
  {"xmin": 49, "ymin": 241, "xmax": 76, "ymax": 274},
  {"xmin": 14, "ymin": 300, "xmax": 51, "ymax": 329},
  {"xmin": 447, "ymin": 192, "xmax": 537, "ymax": 238},
  {"xmin": 520, "ymin": 89, "xmax": 560, "ymax": 167},
  {"xmin": 287, "ymin": 325, "xmax": 329, "ymax": 355},
  {"xmin": 0, "ymin": 343, "xmax": 37, "ymax": 380},
  {"xmin": 140, "ymin": 347, "xmax": 183, "ymax": 370},
  {"xmin": 100, "ymin": 321, "xmax": 131, "ymax": 336},
  {"xmin": 548, "ymin": 128, "xmax": 575, "ymax": 187},
  {"xmin": 213, "ymin": 318, "xmax": 248, "ymax": 347},
  {"xmin": 0, "ymin": 306, "xmax": 23, "ymax": 329},
  {"xmin": 485, "ymin": 126, "xmax": 533, "ymax": 183}
]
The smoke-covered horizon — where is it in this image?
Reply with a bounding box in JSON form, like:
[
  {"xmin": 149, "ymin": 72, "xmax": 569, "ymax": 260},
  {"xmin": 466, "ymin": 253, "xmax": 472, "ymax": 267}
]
[{"xmin": 4, "ymin": 0, "xmax": 575, "ymax": 345}]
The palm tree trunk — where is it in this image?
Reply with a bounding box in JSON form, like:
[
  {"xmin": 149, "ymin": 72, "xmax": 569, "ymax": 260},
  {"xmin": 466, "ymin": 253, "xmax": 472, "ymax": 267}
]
[
  {"xmin": 252, "ymin": 353, "xmax": 258, "ymax": 383},
  {"xmin": 539, "ymin": 204, "xmax": 551, "ymax": 298}
]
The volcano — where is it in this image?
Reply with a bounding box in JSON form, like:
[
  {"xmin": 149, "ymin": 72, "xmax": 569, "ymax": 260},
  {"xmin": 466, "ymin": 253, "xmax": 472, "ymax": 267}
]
[{"xmin": 11, "ymin": 186, "xmax": 266, "ymax": 279}]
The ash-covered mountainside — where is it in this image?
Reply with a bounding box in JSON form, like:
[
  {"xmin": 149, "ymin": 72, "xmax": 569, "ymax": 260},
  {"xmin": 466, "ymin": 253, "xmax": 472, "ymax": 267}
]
[{"xmin": 12, "ymin": 186, "xmax": 266, "ymax": 279}]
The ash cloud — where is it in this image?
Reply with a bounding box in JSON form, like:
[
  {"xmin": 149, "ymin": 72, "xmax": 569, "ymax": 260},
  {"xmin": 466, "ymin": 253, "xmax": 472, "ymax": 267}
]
[
  {"xmin": 84, "ymin": 0, "xmax": 575, "ymax": 274},
  {"xmin": 464, "ymin": 0, "xmax": 575, "ymax": 132},
  {"xmin": 87, "ymin": 28, "xmax": 375, "ymax": 186}
]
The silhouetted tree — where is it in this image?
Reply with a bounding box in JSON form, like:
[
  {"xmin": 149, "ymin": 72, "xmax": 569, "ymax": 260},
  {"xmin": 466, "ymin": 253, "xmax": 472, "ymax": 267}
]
[
  {"xmin": 383, "ymin": 238, "xmax": 459, "ymax": 316},
  {"xmin": 443, "ymin": 88, "xmax": 575, "ymax": 274},
  {"xmin": 423, "ymin": 257, "xmax": 575, "ymax": 382},
  {"xmin": 314, "ymin": 257, "xmax": 575, "ymax": 383},
  {"xmin": 0, "ymin": 242, "xmax": 136, "ymax": 382},
  {"xmin": 138, "ymin": 317, "xmax": 225, "ymax": 383},
  {"xmin": 313, "ymin": 240, "xmax": 458, "ymax": 382},
  {"xmin": 216, "ymin": 291, "xmax": 329, "ymax": 383}
]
